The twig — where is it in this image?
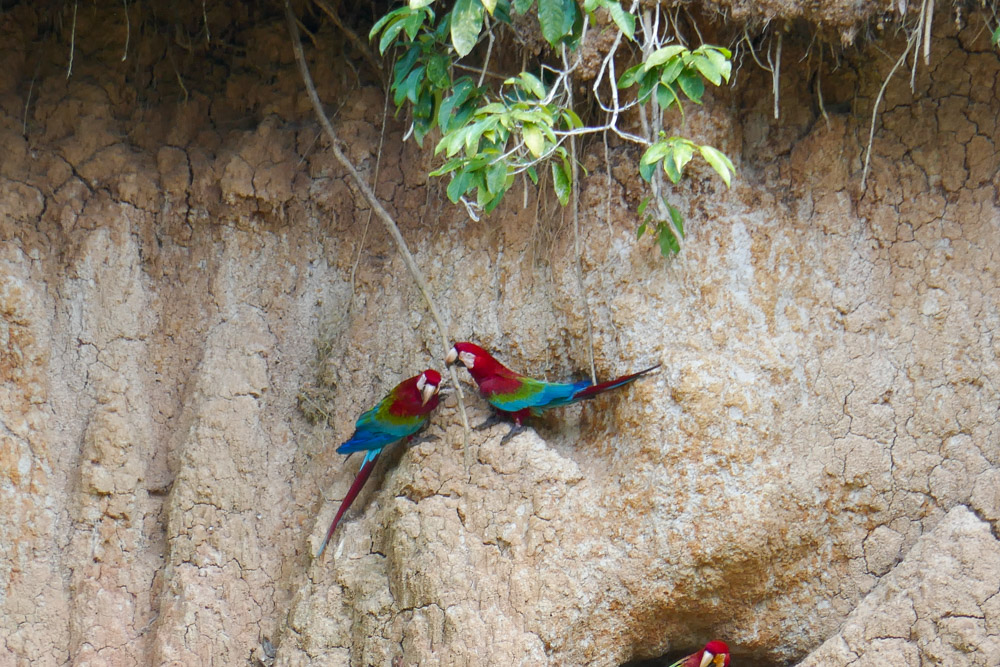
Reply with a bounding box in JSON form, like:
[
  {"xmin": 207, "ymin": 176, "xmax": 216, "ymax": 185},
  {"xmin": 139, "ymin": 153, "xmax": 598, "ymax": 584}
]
[
  {"xmin": 478, "ymin": 28, "xmax": 495, "ymax": 88},
  {"xmin": 284, "ymin": 1, "xmax": 472, "ymax": 457},
  {"xmin": 923, "ymin": 0, "xmax": 934, "ymax": 66},
  {"xmin": 563, "ymin": 45, "xmax": 597, "ymax": 386},
  {"xmin": 453, "ymin": 62, "xmax": 506, "ymax": 80},
  {"xmin": 312, "ymin": 0, "xmax": 385, "ymax": 86},
  {"xmin": 67, "ymin": 0, "xmax": 78, "ymax": 79},
  {"xmin": 817, "ymin": 42, "xmax": 830, "ymax": 130},
  {"xmin": 202, "ymin": 0, "xmax": 211, "ymax": 44},
  {"xmin": 862, "ymin": 33, "xmax": 916, "ymax": 190},
  {"xmin": 122, "ymin": 0, "xmax": 130, "ymax": 61},
  {"xmin": 769, "ymin": 31, "xmax": 782, "ymax": 119}
]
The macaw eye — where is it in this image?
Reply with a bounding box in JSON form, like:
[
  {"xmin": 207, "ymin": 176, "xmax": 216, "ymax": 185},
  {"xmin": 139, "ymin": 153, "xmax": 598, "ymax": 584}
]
[
  {"xmin": 459, "ymin": 351, "xmax": 476, "ymax": 368},
  {"xmin": 416, "ymin": 374, "xmax": 427, "ymax": 391}
]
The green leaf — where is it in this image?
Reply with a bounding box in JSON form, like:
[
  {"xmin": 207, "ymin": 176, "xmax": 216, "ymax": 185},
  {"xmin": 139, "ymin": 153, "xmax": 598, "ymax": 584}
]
[
  {"xmin": 379, "ymin": 17, "xmax": 409, "ymax": 55},
  {"xmin": 704, "ymin": 47, "xmax": 732, "ymax": 83},
  {"xmin": 667, "ymin": 203, "xmax": 684, "ymax": 237},
  {"xmin": 617, "ymin": 63, "xmax": 643, "ymax": 89},
  {"xmin": 513, "ymin": 0, "xmax": 534, "ymax": 13},
  {"xmin": 691, "ymin": 53, "xmax": 722, "ymax": 86},
  {"xmin": 482, "ymin": 0, "xmax": 498, "ymax": 15},
  {"xmin": 551, "ymin": 160, "xmax": 571, "ymax": 206},
  {"xmin": 656, "ymin": 82, "xmax": 678, "ymax": 111},
  {"xmin": 447, "ymin": 168, "xmax": 476, "ymax": 202},
  {"xmin": 637, "ymin": 221, "xmax": 647, "ymax": 239},
  {"xmin": 644, "ymin": 45, "xmax": 686, "ymax": 71},
  {"xmin": 486, "ymin": 161, "xmax": 508, "ymax": 193},
  {"xmin": 451, "ymin": 0, "xmax": 484, "ymax": 57},
  {"xmin": 517, "ymin": 71, "xmax": 547, "ymax": 99},
  {"xmin": 537, "ymin": 0, "xmax": 568, "ymax": 45},
  {"xmin": 561, "ymin": 108, "xmax": 583, "ymax": 129},
  {"xmin": 676, "ymin": 68, "xmax": 705, "ymax": 103},
  {"xmin": 605, "ymin": 0, "xmax": 635, "ymax": 40},
  {"xmin": 426, "ymin": 53, "xmax": 451, "ymax": 88},
  {"xmin": 699, "ymin": 145, "xmax": 735, "ymax": 187},
  {"xmin": 638, "ymin": 159, "xmax": 656, "ymax": 182},
  {"xmin": 658, "ymin": 57, "xmax": 685, "ymax": 85},
  {"xmin": 670, "ymin": 139, "xmax": 694, "ymax": 178},
  {"xmin": 493, "ymin": 0, "xmax": 513, "ymax": 23},
  {"xmin": 527, "ymin": 166, "xmax": 539, "ymax": 184},
  {"xmin": 637, "ymin": 196, "xmax": 650, "ymax": 218},
  {"xmin": 370, "ymin": 7, "xmax": 406, "ymax": 41},
  {"xmin": 994, "ymin": 24, "xmax": 1000, "ymax": 45},
  {"xmin": 392, "ymin": 46, "xmax": 421, "ymax": 90},
  {"xmin": 394, "ymin": 65, "xmax": 425, "ymax": 106},
  {"xmin": 429, "ymin": 157, "xmax": 466, "ymax": 176},
  {"xmin": 522, "ymin": 123, "xmax": 545, "ymax": 157},
  {"xmin": 658, "ymin": 223, "xmax": 680, "ymax": 256},
  {"xmin": 409, "ymin": 0, "xmax": 434, "ymax": 8},
  {"xmin": 661, "ymin": 150, "xmax": 681, "ymax": 183},
  {"xmin": 438, "ymin": 79, "xmax": 476, "ymax": 131},
  {"xmin": 636, "ymin": 71, "xmax": 657, "ymax": 103},
  {"xmin": 640, "ymin": 141, "xmax": 670, "ymax": 167},
  {"xmin": 402, "ymin": 10, "xmax": 427, "ymax": 40}
]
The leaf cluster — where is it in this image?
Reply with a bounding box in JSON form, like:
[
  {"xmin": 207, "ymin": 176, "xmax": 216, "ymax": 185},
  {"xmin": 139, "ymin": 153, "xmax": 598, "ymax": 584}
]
[{"xmin": 370, "ymin": 0, "xmax": 737, "ymax": 256}]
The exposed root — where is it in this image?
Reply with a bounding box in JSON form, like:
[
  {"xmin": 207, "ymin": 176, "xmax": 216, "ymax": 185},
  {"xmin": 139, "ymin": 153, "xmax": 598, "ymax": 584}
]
[
  {"xmin": 67, "ymin": 0, "xmax": 78, "ymax": 79},
  {"xmin": 862, "ymin": 30, "xmax": 916, "ymax": 191}
]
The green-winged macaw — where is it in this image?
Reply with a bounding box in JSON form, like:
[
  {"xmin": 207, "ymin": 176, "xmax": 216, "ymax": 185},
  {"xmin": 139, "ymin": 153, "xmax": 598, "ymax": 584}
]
[
  {"xmin": 670, "ymin": 640, "xmax": 731, "ymax": 667},
  {"xmin": 446, "ymin": 342, "xmax": 659, "ymax": 437},
  {"xmin": 316, "ymin": 369, "xmax": 441, "ymax": 558}
]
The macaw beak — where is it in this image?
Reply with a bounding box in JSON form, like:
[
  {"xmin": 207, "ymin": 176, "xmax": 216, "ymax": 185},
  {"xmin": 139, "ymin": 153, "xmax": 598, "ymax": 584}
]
[
  {"xmin": 700, "ymin": 651, "xmax": 721, "ymax": 667},
  {"xmin": 445, "ymin": 347, "xmax": 458, "ymax": 365},
  {"xmin": 421, "ymin": 383, "xmax": 438, "ymax": 406}
]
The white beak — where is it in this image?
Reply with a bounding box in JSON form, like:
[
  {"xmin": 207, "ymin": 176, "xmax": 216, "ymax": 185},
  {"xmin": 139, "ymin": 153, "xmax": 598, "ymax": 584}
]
[
  {"xmin": 699, "ymin": 652, "xmax": 715, "ymax": 667},
  {"xmin": 421, "ymin": 383, "xmax": 437, "ymax": 406},
  {"xmin": 445, "ymin": 347, "xmax": 458, "ymax": 365}
]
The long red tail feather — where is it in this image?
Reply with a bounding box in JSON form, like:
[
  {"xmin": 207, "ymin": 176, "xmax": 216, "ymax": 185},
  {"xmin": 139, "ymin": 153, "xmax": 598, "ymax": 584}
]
[
  {"xmin": 317, "ymin": 453, "xmax": 381, "ymax": 558},
  {"xmin": 572, "ymin": 363, "xmax": 661, "ymax": 401}
]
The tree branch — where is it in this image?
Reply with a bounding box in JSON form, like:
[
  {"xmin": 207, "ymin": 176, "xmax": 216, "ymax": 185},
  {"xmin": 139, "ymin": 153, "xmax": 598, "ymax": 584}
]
[{"xmin": 284, "ymin": 0, "xmax": 472, "ymax": 459}]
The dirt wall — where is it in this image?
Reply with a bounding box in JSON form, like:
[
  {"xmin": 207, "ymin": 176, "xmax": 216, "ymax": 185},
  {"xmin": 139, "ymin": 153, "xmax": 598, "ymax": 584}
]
[{"xmin": 0, "ymin": 2, "xmax": 998, "ymax": 666}]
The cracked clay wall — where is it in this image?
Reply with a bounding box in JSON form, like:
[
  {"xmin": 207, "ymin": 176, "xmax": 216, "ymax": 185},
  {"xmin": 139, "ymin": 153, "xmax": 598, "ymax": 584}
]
[{"xmin": 0, "ymin": 2, "xmax": 998, "ymax": 666}]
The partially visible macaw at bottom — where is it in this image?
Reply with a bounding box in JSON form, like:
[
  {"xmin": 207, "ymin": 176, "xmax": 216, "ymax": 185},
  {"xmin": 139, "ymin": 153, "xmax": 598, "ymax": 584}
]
[
  {"xmin": 669, "ymin": 640, "xmax": 731, "ymax": 667},
  {"xmin": 316, "ymin": 369, "xmax": 442, "ymax": 558}
]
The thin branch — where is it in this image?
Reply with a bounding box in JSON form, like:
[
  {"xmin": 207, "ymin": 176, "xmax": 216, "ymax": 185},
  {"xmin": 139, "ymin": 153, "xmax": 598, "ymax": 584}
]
[
  {"xmin": 768, "ymin": 31, "xmax": 782, "ymax": 119},
  {"xmin": 862, "ymin": 33, "xmax": 916, "ymax": 190},
  {"xmin": 122, "ymin": 0, "xmax": 130, "ymax": 61},
  {"xmin": 478, "ymin": 24, "xmax": 495, "ymax": 88},
  {"xmin": 923, "ymin": 0, "xmax": 934, "ymax": 65},
  {"xmin": 67, "ymin": 0, "xmax": 78, "ymax": 79},
  {"xmin": 284, "ymin": 1, "xmax": 471, "ymax": 456},
  {"xmin": 563, "ymin": 45, "xmax": 597, "ymax": 386},
  {"xmin": 312, "ymin": 0, "xmax": 385, "ymax": 86}
]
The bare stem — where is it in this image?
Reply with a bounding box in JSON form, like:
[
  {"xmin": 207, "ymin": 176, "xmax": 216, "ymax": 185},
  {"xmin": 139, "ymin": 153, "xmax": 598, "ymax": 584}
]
[{"xmin": 284, "ymin": 0, "xmax": 471, "ymax": 455}]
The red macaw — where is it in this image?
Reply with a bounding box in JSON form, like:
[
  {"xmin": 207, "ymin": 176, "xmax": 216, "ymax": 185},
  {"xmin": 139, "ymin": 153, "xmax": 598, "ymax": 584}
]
[
  {"xmin": 445, "ymin": 342, "xmax": 659, "ymax": 437},
  {"xmin": 316, "ymin": 369, "xmax": 442, "ymax": 558},
  {"xmin": 669, "ymin": 640, "xmax": 731, "ymax": 667}
]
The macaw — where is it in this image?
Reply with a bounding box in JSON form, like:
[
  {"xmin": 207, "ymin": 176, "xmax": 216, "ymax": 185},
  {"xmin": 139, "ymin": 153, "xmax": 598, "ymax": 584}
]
[
  {"xmin": 316, "ymin": 369, "xmax": 442, "ymax": 558},
  {"xmin": 669, "ymin": 640, "xmax": 731, "ymax": 667},
  {"xmin": 445, "ymin": 342, "xmax": 659, "ymax": 437}
]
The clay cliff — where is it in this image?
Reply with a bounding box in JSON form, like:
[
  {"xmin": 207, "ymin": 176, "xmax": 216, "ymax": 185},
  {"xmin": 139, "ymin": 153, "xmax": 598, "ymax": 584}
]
[{"xmin": 0, "ymin": 1, "xmax": 998, "ymax": 665}]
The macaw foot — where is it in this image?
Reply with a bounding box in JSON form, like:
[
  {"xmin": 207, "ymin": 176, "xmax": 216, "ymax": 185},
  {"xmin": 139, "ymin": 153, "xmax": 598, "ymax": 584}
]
[
  {"xmin": 408, "ymin": 434, "xmax": 440, "ymax": 446},
  {"xmin": 499, "ymin": 423, "xmax": 526, "ymax": 445},
  {"xmin": 474, "ymin": 414, "xmax": 505, "ymax": 431}
]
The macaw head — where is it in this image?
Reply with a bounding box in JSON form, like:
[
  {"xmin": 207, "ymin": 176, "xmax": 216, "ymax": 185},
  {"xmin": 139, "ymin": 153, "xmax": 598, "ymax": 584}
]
[
  {"xmin": 696, "ymin": 641, "xmax": 730, "ymax": 667},
  {"xmin": 415, "ymin": 369, "xmax": 442, "ymax": 406},
  {"xmin": 446, "ymin": 342, "xmax": 500, "ymax": 370}
]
